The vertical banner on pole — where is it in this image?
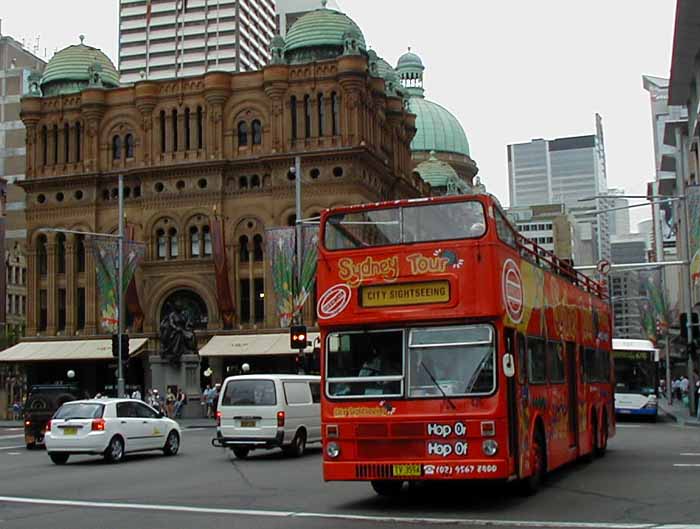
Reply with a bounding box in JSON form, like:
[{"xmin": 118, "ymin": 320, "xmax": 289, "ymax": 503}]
[
  {"xmin": 211, "ymin": 215, "xmax": 235, "ymax": 328},
  {"xmin": 125, "ymin": 224, "xmax": 145, "ymax": 332},
  {"xmin": 686, "ymin": 185, "xmax": 700, "ymax": 289},
  {"xmin": 266, "ymin": 228, "xmax": 295, "ymax": 328},
  {"xmin": 295, "ymin": 225, "xmax": 319, "ymax": 315}
]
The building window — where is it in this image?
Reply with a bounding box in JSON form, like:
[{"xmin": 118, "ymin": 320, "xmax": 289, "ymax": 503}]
[
  {"xmin": 240, "ymin": 279, "xmax": 251, "ymax": 323},
  {"xmin": 290, "ymin": 96, "xmax": 298, "ymax": 140},
  {"xmin": 254, "ymin": 278, "xmax": 265, "ymax": 322},
  {"xmin": 125, "ymin": 134, "xmax": 134, "ymax": 158},
  {"xmin": 39, "ymin": 290, "xmax": 47, "ymax": 332},
  {"xmin": 169, "ymin": 227, "xmax": 179, "ymax": 257},
  {"xmin": 252, "ymin": 119, "xmax": 262, "ymax": 145},
  {"xmin": 197, "ymin": 106, "xmax": 204, "ymax": 149},
  {"xmin": 317, "ymin": 93, "xmax": 324, "ymax": 136},
  {"xmin": 239, "ymin": 235, "xmax": 249, "ymax": 262},
  {"xmin": 172, "ymin": 109, "xmax": 178, "ymax": 151},
  {"xmin": 203, "ymin": 225, "xmax": 212, "ymax": 256},
  {"xmin": 251, "ymin": 175, "xmax": 260, "ymax": 188},
  {"xmin": 185, "ymin": 107, "xmax": 191, "ymax": 150},
  {"xmin": 42, "ymin": 126, "xmax": 48, "ymax": 165},
  {"xmin": 37, "ymin": 235, "xmax": 48, "ymax": 276},
  {"xmin": 21, "ymin": 268, "xmax": 26, "ymax": 285},
  {"xmin": 77, "ymin": 288, "xmax": 86, "ymax": 330},
  {"xmin": 304, "ymin": 95, "xmax": 311, "ymax": 138},
  {"xmin": 160, "ymin": 110, "xmax": 166, "ymax": 153},
  {"xmin": 332, "ymin": 92, "xmax": 339, "ymax": 136},
  {"xmin": 238, "ymin": 121, "xmax": 248, "ymax": 146},
  {"xmin": 57, "ymin": 233, "xmax": 66, "ymax": 274},
  {"xmin": 64, "ymin": 123, "xmax": 70, "ymax": 163},
  {"xmin": 190, "ymin": 226, "xmax": 200, "ymax": 257},
  {"xmin": 53, "ymin": 125, "xmax": 58, "ymax": 164},
  {"xmin": 157, "ymin": 229, "xmax": 167, "ymax": 259},
  {"xmin": 75, "ymin": 122, "xmax": 81, "ymax": 162},
  {"xmin": 112, "ymin": 135, "xmax": 122, "ymax": 161},
  {"xmin": 253, "ymin": 234, "xmax": 263, "ymax": 262},
  {"xmin": 58, "ymin": 289, "xmax": 66, "ymax": 332}
]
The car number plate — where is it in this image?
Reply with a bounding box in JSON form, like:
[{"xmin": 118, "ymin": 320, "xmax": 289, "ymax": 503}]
[
  {"xmin": 63, "ymin": 427, "xmax": 78, "ymax": 435},
  {"xmin": 240, "ymin": 420, "xmax": 256, "ymax": 428},
  {"xmin": 392, "ymin": 464, "xmax": 421, "ymax": 477}
]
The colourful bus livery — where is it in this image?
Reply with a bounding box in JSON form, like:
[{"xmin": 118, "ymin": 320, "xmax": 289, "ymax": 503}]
[{"xmin": 317, "ymin": 194, "xmax": 614, "ymax": 496}]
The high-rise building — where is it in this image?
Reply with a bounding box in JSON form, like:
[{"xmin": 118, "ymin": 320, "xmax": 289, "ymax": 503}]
[
  {"xmin": 507, "ymin": 115, "xmax": 611, "ymax": 265},
  {"xmin": 276, "ymin": 0, "xmax": 341, "ymax": 37},
  {"xmin": 0, "ymin": 34, "xmax": 46, "ymax": 333},
  {"xmin": 506, "ymin": 203, "xmax": 579, "ymax": 262},
  {"xmin": 119, "ymin": 0, "xmax": 276, "ymax": 84},
  {"xmin": 606, "ymin": 188, "xmax": 630, "ymax": 237},
  {"xmin": 610, "ymin": 235, "xmax": 648, "ymax": 339}
]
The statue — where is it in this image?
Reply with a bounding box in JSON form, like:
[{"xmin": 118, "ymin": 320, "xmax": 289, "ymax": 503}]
[{"xmin": 159, "ymin": 301, "xmax": 198, "ymax": 364}]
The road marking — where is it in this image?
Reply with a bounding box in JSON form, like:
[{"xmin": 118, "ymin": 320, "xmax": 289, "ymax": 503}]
[
  {"xmin": 6, "ymin": 452, "xmax": 20, "ymax": 456},
  {"xmin": 0, "ymin": 445, "xmax": 24, "ymax": 451},
  {"xmin": 616, "ymin": 425, "xmax": 642, "ymax": 428},
  {"xmin": 184, "ymin": 428, "xmax": 209, "ymax": 432},
  {"xmin": 0, "ymin": 435, "xmax": 25, "ymax": 440},
  {"xmin": 680, "ymin": 453, "xmax": 700, "ymax": 456},
  {"xmin": 0, "ymin": 496, "xmax": 698, "ymax": 528},
  {"xmin": 673, "ymin": 464, "xmax": 700, "ymax": 467}
]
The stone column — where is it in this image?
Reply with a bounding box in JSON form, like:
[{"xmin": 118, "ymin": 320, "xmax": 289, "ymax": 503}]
[
  {"xmin": 189, "ymin": 109, "xmax": 198, "ymax": 152},
  {"xmin": 165, "ymin": 110, "xmax": 173, "ymax": 155},
  {"xmin": 85, "ymin": 244, "xmax": 97, "ymax": 335},
  {"xmin": 65, "ymin": 235, "xmax": 76, "ymax": 335},
  {"xmin": 46, "ymin": 238, "xmax": 57, "ymax": 335},
  {"xmin": 26, "ymin": 249, "xmax": 37, "ymax": 336},
  {"xmin": 47, "ymin": 127, "xmax": 56, "ymax": 166},
  {"xmin": 296, "ymin": 97, "xmax": 305, "ymax": 142},
  {"xmin": 324, "ymin": 95, "xmax": 333, "ymax": 139},
  {"xmin": 177, "ymin": 109, "xmax": 186, "ymax": 152}
]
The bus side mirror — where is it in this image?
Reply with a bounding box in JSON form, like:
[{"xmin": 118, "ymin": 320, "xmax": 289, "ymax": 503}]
[{"xmin": 503, "ymin": 354, "xmax": 515, "ymax": 378}]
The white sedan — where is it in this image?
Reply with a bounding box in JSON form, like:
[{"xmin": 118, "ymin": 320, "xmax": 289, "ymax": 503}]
[{"xmin": 44, "ymin": 398, "xmax": 181, "ymax": 465}]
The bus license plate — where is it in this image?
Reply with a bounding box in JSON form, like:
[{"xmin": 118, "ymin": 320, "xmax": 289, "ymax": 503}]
[
  {"xmin": 240, "ymin": 420, "xmax": 256, "ymax": 428},
  {"xmin": 63, "ymin": 427, "xmax": 78, "ymax": 436},
  {"xmin": 393, "ymin": 464, "xmax": 421, "ymax": 477}
]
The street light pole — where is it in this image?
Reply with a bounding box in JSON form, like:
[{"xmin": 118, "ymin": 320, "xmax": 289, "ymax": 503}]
[
  {"xmin": 117, "ymin": 174, "xmax": 125, "ymax": 398},
  {"xmin": 294, "ymin": 156, "xmax": 302, "ymax": 325}
]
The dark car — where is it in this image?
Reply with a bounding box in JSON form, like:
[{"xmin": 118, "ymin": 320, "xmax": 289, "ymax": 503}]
[{"xmin": 24, "ymin": 385, "xmax": 89, "ymax": 449}]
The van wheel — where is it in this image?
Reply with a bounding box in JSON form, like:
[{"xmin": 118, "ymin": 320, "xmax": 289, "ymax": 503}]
[
  {"xmin": 284, "ymin": 430, "xmax": 307, "ymax": 457},
  {"xmin": 232, "ymin": 447, "xmax": 249, "ymax": 459},
  {"xmin": 519, "ymin": 428, "xmax": 546, "ymax": 495},
  {"xmin": 104, "ymin": 436, "xmax": 124, "ymax": 463},
  {"xmin": 49, "ymin": 453, "xmax": 69, "ymax": 465},
  {"xmin": 371, "ymin": 480, "xmax": 404, "ymax": 496}
]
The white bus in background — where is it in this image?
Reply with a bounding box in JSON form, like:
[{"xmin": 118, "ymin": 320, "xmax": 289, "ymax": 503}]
[{"xmin": 612, "ymin": 339, "xmax": 659, "ymax": 419}]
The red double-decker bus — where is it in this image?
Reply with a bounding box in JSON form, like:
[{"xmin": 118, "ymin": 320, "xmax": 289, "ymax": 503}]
[{"xmin": 316, "ymin": 193, "xmax": 614, "ymax": 496}]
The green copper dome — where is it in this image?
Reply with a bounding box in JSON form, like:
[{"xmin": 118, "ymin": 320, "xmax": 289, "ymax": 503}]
[
  {"xmin": 409, "ymin": 97, "xmax": 470, "ymax": 157},
  {"xmin": 415, "ymin": 152, "xmax": 460, "ymax": 188},
  {"xmin": 397, "ymin": 50, "xmax": 424, "ymax": 70},
  {"xmin": 40, "ymin": 37, "xmax": 119, "ymax": 97},
  {"xmin": 283, "ymin": 6, "xmax": 366, "ymax": 64},
  {"xmin": 375, "ymin": 58, "xmax": 399, "ymax": 85}
]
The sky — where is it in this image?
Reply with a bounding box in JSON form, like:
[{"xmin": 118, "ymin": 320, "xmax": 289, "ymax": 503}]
[{"xmin": 0, "ymin": 0, "xmax": 677, "ymax": 232}]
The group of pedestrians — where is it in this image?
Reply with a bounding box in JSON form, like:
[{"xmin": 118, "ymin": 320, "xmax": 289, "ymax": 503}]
[
  {"xmin": 668, "ymin": 375, "xmax": 700, "ymax": 419},
  {"xmin": 202, "ymin": 384, "xmax": 221, "ymax": 419},
  {"xmin": 130, "ymin": 387, "xmax": 188, "ymax": 419}
]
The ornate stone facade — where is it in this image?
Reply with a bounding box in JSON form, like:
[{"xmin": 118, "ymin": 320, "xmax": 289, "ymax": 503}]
[{"xmin": 19, "ymin": 54, "xmax": 426, "ymax": 344}]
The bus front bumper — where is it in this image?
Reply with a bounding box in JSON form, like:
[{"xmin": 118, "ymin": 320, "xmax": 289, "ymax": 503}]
[{"xmin": 324, "ymin": 459, "xmax": 509, "ymax": 481}]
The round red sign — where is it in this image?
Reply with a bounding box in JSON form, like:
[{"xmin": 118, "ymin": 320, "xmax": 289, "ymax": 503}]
[
  {"xmin": 317, "ymin": 284, "xmax": 352, "ymax": 320},
  {"xmin": 502, "ymin": 259, "xmax": 524, "ymax": 324}
]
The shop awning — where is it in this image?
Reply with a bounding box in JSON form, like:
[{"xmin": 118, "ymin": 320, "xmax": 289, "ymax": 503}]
[
  {"xmin": 0, "ymin": 338, "xmax": 149, "ymax": 362},
  {"xmin": 200, "ymin": 333, "xmax": 320, "ymax": 357}
]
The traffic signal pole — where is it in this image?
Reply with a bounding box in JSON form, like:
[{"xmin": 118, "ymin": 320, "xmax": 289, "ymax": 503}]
[
  {"xmin": 117, "ymin": 174, "xmax": 125, "ymax": 398},
  {"xmin": 294, "ymin": 155, "xmax": 302, "ymax": 325}
]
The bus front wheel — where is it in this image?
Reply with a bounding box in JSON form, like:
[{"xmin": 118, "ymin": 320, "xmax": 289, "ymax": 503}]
[
  {"xmin": 371, "ymin": 480, "xmax": 404, "ymax": 497},
  {"xmin": 519, "ymin": 429, "xmax": 546, "ymax": 496}
]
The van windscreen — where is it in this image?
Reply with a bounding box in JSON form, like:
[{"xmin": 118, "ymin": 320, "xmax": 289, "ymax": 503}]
[{"xmin": 221, "ymin": 380, "xmax": 277, "ymax": 406}]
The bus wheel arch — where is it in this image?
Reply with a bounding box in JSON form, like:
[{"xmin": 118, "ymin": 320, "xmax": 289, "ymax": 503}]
[{"xmin": 519, "ymin": 417, "xmax": 547, "ymax": 495}]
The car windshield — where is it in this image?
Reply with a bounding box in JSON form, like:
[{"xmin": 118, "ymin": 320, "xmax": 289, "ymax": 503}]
[
  {"xmin": 326, "ymin": 330, "xmax": 404, "ymax": 397},
  {"xmin": 408, "ymin": 325, "xmax": 495, "ymax": 397},
  {"xmin": 221, "ymin": 380, "xmax": 277, "ymax": 406},
  {"xmin": 53, "ymin": 403, "xmax": 104, "ymax": 420},
  {"xmin": 323, "ymin": 201, "xmax": 486, "ymax": 250}
]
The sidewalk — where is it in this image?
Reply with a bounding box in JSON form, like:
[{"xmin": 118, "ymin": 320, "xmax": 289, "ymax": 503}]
[
  {"xmin": 658, "ymin": 399, "xmax": 700, "ymax": 427},
  {"xmin": 0, "ymin": 418, "xmax": 217, "ymax": 429}
]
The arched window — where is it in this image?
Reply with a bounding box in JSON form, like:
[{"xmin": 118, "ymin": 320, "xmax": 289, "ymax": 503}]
[
  {"xmin": 317, "ymin": 93, "xmax": 324, "ymax": 136},
  {"xmin": 239, "ymin": 176, "xmax": 248, "ymax": 189},
  {"xmin": 203, "ymin": 225, "xmax": 212, "ymax": 256},
  {"xmin": 184, "ymin": 107, "xmax": 191, "ymax": 150},
  {"xmin": 197, "ymin": 106, "xmax": 204, "ymax": 149},
  {"xmin": 250, "ymin": 175, "xmax": 260, "ymax": 188},
  {"xmin": 52, "ymin": 125, "xmax": 58, "ymax": 164},
  {"xmin": 112, "ymin": 135, "xmax": 122, "ymax": 161},
  {"xmin": 125, "ymin": 134, "xmax": 134, "ymax": 158},
  {"xmin": 56, "ymin": 233, "xmax": 66, "ymax": 274},
  {"xmin": 37, "ymin": 235, "xmax": 48, "ymax": 276},
  {"xmin": 64, "ymin": 123, "xmax": 70, "ymax": 163},
  {"xmin": 238, "ymin": 121, "xmax": 248, "ymax": 146},
  {"xmin": 290, "ymin": 96, "xmax": 298, "ymax": 140},
  {"xmin": 189, "ymin": 226, "xmax": 200, "ymax": 257},
  {"xmin": 41, "ymin": 126, "xmax": 48, "ymax": 166},
  {"xmin": 171, "ymin": 109, "xmax": 178, "ymax": 151},
  {"xmin": 160, "ymin": 110, "xmax": 166, "ymax": 153},
  {"xmin": 252, "ymin": 120, "xmax": 262, "ymax": 145},
  {"xmin": 239, "ymin": 235, "xmax": 250, "ymax": 262},
  {"xmin": 169, "ymin": 227, "xmax": 179, "ymax": 257},
  {"xmin": 156, "ymin": 229, "xmax": 167, "ymax": 259},
  {"xmin": 75, "ymin": 122, "xmax": 81, "ymax": 162},
  {"xmin": 76, "ymin": 234, "xmax": 85, "ymax": 273},
  {"xmin": 287, "ymin": 214, "xmax": 296, "ymax": 227},
  {"xmin": 253, "ymin": 234, "xmax": 263, "ymax": 262},
  {"xmin": 332, "ymin": 92, "xmax": 340, "ymax": 136},
  {"xmin": 304, "ymin": 95, "xmax": 311, "ymax": 138}
]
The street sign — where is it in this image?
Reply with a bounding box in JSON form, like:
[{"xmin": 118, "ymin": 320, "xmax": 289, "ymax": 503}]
[{"xmin": 596, "ymin": 259, "xmax": 611, "ymax": 275}]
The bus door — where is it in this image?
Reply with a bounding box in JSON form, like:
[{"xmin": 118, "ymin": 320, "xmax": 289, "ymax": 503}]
[
  {"xmin": 566, "ymin": 341, "xmax": 578, "ymax": 449},
  {"xmin": 504, "ymin": 328, "xmax": 518, "ymax": 475}
]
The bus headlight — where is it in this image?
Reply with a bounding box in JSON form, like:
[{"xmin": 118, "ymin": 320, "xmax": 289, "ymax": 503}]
[
  {"xmin": 482, "ymin": 439, "xmax": 498, "ymax": 456},
  {"xmin": 326, "ymin": 442, "xmax": 340, "ymax": 459}
]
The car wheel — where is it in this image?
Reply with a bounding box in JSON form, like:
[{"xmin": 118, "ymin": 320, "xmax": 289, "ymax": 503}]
[
  {"xmin": 284, "ymin": 430, "xmax": 306, "ymax": 458},
  {"xmin": 232, "ymin": 447, "xmax": 249, "ymax": 459},
  {"xmin": 519, "ymin": 428, "xmax": 546, "ymax": 496},
  {"xmin": 104, "ymin": 436, "xmax": 125, "ymax": 463},
  {"xmin": 163, "ymin": 431, "xmax": 180, "ymax": 456},
  {"xmin": 371, "ymin": 480, "xmax": 404, "ymax": 496},
  {"xmin": 49, "ymin": 453, "xmax": 69, "ymax": 465}
]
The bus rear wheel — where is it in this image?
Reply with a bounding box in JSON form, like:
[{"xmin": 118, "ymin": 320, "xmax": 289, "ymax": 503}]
[
  {"xmin": 371, "ymin": 480, "xmax": 404, "ymax": 497},
  {"xmin": 595, "ymin": 416, "xmax": 608, "ymax": 457}
]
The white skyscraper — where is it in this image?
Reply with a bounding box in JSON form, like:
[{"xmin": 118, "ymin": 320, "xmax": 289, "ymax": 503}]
[{"xmin": 119, "ymin": 0, "xmax": 276, "ymax": 84}]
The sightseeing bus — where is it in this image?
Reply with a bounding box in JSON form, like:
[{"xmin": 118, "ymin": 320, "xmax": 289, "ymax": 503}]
[
  {"xmin": 316, "ymin": 194, "xmax": 614, "ymax": 496},
  {"xmin": 612, "ymin": 338, "xmax": 658, "ymax": 419}
]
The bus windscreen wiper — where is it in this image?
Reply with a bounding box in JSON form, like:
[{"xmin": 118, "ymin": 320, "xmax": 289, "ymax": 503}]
[{"xmin": 420, "ymin": 361, "xmax": 456, "ymax": 410}]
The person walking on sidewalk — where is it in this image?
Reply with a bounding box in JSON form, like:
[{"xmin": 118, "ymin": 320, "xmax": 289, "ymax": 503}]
[{"xmin": 174, "ymin": 389, "xmax": 187, "ymax": 419}]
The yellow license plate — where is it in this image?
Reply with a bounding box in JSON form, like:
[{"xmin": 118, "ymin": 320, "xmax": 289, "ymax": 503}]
[
  {"xmin": 240, "ymin": 420, "xmax": 256, "ymax": 428},
  {"xmin": 63, "ymin": 427, "xmax": 78, "ymax": 436},
  {"xmin": 392, "ymin": 464, "xmax": 421, "ymax": 477}
]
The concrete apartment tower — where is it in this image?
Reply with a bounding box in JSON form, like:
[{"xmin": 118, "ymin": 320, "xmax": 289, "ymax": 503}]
[{"xmin": 119, "ymin": 0, "xmax": 276, "ymax": 83}]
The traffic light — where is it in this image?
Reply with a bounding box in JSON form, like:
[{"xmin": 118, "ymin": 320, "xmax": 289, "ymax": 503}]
[
  {"xmin": 121, "ymin": 334, "xmax": 129, "ymax": 360},
  {"xmin": 111, "ymin": 334, "xmax": 119, "ymax": 358},
  {"xmin": 111, "ymin": 334, "xmax": 129, "ymax": 359},
  {"xmin": 290, "ymin": 325, "xmax": 308, "ymax": 350},
  {"xmin": 680, "ymin": 312, "xmax": 700, "ymax": 342}
]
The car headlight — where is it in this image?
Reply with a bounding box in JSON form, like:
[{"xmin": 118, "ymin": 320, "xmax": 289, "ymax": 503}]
[
  {"xmin": 482, "ymin": 439, "xmax": 498, "ymax": 456},
  {"xmin": 326, "ymin": 442, "xmax": 340, "ymax": 459}
]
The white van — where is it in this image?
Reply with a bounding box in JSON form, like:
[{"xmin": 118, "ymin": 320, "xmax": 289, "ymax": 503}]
[{"xmin": 212, "ymin": 374, "xmax": 321, "ymax": 459}]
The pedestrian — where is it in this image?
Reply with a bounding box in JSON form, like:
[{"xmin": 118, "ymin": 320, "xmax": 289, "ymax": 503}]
[
  {"xmin": 673, "ymin": 378, "xmax": 682, "ymax": 401},
  {"xmin": 212, "ymin": 383, "xmax": 221, "ymax": 416},
  {"xmin": 681, "ymin": 376, "xmax": 690, "ymax": 406},
  {"xmin": 165, "ymin": 387, "xmax": 176, "ymax": 418},
  {"xmin": 174, "ymin": 389, "xmax": 187, "ymax": 419},
  {"xmin": 151, "ymin": 389, "xmax": 163, "ymax": 413},
  {"xmin": 203, "ymin": 385, "xmax": 213, "ymax": 418},
  {"xmin": 12, "ymin": 399, "xmax": 22, "ymax": 420},
  {"xmin": 131, "ymin": 388, "xmax": 142, "ymax": 401},
  {"xmin": 696, "ymin": 381, "xmax": 700, "ymax": 420}
]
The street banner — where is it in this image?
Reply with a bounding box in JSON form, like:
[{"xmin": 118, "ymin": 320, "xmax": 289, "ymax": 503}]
[
  {"xmin": 211, "ymin": 216, "xmax": 235, "ymax": 329},
  {"xmin": 637, "ymin": 270, "xmax": 671, "ymax": 344},
  {"xmin": 125, "ymin": 224, "xmax": 145, "ymax": 332},
  {"xmin": 267, "ymin": 227, "xmax": 295, "ymax": 327},
  {"xmin": 686, "ymin": 185, "xmax": 700, "ymax": 287},
  {"xmin": 90, "ymin": 237, "xmax": 146, "ymax": 334},
  {"xmin": 295, "ymin": 226, "xmax": 319, "ymax": 316}
]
